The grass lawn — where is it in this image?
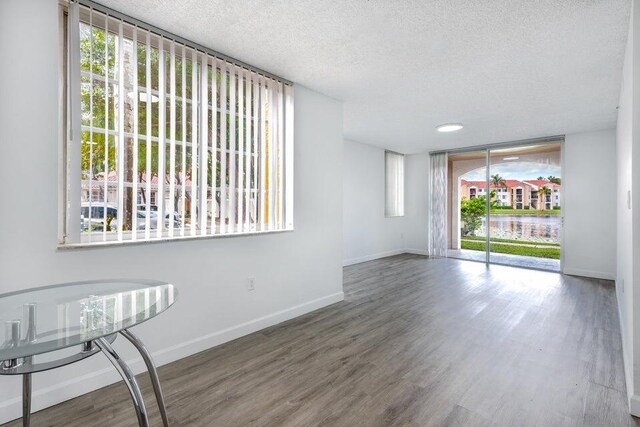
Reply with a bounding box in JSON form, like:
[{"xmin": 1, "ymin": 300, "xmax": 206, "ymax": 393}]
[
  {"xmin": 462, "ymin": 235, "xmax": 560, "ymax": 247},
  {"xmin": 461, "ymin": 240, "xmax": 560, "ymax": 259},
  {"xmin": 490, "ymin": 209, "xmax": 561, "ymax": 216}
]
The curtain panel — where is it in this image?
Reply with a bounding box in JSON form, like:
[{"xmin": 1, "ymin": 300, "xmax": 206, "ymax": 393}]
[{"xmin": 429, "ymin": 153, "xmax": 448, "ymax": 257}]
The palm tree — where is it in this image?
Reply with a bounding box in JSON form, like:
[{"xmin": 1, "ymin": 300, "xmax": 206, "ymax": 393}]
[
  {"xmin": 491, "ymin": 174, "xmax": 507, "ymax": 189},
  {"xmin": 539, "ymin": 186, "xmax": 552, "ymax": 209},
  {"xmin": 547, "ymin": 175, "xmax": 561, "ymax": 185}
]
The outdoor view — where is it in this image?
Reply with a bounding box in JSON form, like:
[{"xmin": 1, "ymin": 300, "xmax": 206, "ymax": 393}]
[
  {"xmin": 448, "ymin": 143, "xmax": 562, "ymax": 271},
  {"xmin": 74, "ymin": 11, "xmax": 285, "ymax": 244}
]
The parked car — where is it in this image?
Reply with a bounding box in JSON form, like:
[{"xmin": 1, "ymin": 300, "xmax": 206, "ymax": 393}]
[
  {"xmin": 137, "ymin": 204, "xmax": 158, "ymax": 214},
  {"xmin": 137, "ymin": 205, "xmax": 181, "ymax": 221},
  {"xmin": 81, "ymin": 203, "xmax": 118, "ymax": 232},
  {"xmin": 135, "ymin": 210, "xmax": 181, "ymax": 230},
  {"xmin": 81, "ymin": 204, "xmax": 180, "ymax": 232}
]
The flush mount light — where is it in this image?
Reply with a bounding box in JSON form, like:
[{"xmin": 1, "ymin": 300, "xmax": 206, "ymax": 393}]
[
  {"xmin": 436, "ymin": 123, "xmax": 463, "ymax": 133},
  {"xmin": 503, "ymin": 156, "xmax": 519, "ymax": 161}
]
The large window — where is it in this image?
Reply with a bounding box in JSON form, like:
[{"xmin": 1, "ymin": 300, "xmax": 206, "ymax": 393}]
[
  {"xmin": 384, "ymin": 151, "xmax": 404, "ymax": 217},
  {"xmin": 62, "ymin": 1, "xmax": 294, "ymax": 246}
]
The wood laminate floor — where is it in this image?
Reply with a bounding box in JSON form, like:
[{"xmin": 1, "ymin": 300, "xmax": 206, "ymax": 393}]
[{"xmin": 4, "ymin": 255, "xmax": 638, "ymax": 426}]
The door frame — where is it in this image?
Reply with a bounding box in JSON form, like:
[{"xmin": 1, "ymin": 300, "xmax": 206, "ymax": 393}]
[{"xmin": 434, "ymin": 135, "xmax": 565, "ymax": 272}]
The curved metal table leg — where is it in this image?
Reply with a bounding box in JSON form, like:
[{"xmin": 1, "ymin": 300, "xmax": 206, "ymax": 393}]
[
  {"xmin": 120, "ymin": 329, "xmax": 169, "ymax": 427},
  {"xmin": 95, "ymin": 337, "xmax": 149, "ymax": 427}
]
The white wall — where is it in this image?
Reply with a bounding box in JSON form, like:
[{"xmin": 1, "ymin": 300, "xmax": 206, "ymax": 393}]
[
  {"xmin": 563, "ymin": 129, "xmax": 617, "ymax": 280},
  {"xmin": 616, "ymin": 0, "xmax": 640, "ymax": 415},
  {"xmin": 342, "ymin": 141, "xmax": 428, "ymax": 265},
  {"xmin": 400, "ymin": 134, "xmax": 615, "ymax": 275},
  {"xmin": 0, "ymin": 0, "xmax": 344, "ymax": 423},
  {"xmin": 342, "ymin": 140, "xmax": 406, "ymax": 264},
  {"xmin": 404, "ymin": 153, "xmax": 429, "ymax": 253}
]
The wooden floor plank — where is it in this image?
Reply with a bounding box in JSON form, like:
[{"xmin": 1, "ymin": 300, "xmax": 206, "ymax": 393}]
[{"xmin": 2, "ymin": 255, "xmax": 637, "ymax": 426}]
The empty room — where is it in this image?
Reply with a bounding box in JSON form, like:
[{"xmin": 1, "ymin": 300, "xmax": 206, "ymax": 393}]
[{"xmin": 1, "ymin": 0, "xmax": 639, "ymax": 426}]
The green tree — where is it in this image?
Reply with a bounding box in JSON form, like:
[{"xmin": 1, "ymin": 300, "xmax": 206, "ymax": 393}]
[
  {"xmin": 547, "ymin": 176, "xmax": 561, "ymax": 185},
  {"xmin": 79, "ymin": 24, "xmax": 251, "ymax": 230},
  {"xmin": 539, "ymin": 186, "xmax": 552, "ymax": 209},
  {"xmin": 80, "ymin": 25, "xmax": 117, "ymax": 182},
  {"xmin": 460, "ymin": 191, "xmax": 497, "ymax": 236},
  {"xmin": 491, "ymin": 174, "xmax": 507, "ymax": 189}
]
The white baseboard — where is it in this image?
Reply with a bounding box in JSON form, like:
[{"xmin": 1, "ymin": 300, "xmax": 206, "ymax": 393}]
[
  {"xmin": 629, "ymin": 395, "xmax": 640, "ymax": 417},
  {"xmin": 405, "ymin": 249, "xmax": 429, "ymax": 256},
  {"xmin": 0, "ymin": 291, "xmax": 344, "ymax": 425},
  {"xmin": 343, "ymin": 249, "xmax": 429, "ymax": 266},
  {"xmin": 563, "ymin": 267, "xmax": 615, "ymax": 281},
  {"xmin": 615, "ymin": 281, "xmax": 636, "ymax": 416},
  {"xmin": 343, "ymin": 249, "xmax": 406, "ymax": 266}
]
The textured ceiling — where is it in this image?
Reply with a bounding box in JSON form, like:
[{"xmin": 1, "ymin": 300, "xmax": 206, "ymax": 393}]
[{"xmin": 97, "ymin": 0, "xmax": 631, "ymax": 153}]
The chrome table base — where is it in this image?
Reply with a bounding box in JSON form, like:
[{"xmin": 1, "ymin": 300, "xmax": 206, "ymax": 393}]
[
  {"xmin": 7, "ymin": 330, "xmax": 168, "ymax": 427},
  {"xmin": 95, "ymin": 336, "xmax": 149, "ymax": 427},
  {"xmin": 22, "ymin": 372, "xmax": 31, "ymax": 426},
  {"xmin": 120, "ymin": 329, "xmax": 170, "ymax": 427}
]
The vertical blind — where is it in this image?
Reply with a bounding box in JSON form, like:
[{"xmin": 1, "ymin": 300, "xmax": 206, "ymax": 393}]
[
  {"xmin": 64, "ymin": 1, "xmax": 294, "ymax": 245},
  {"xmin": 429, "ymin": 152, "xmax": 448, "ymax": 257},
  {"xmin": 384, "ymin": 151, "xmax": 405, "ymax": 217}
]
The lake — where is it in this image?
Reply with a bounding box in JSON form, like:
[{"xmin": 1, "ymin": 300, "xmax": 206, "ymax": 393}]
[{"xmin": 477, "ymin": 215, "xmax": 561, "ymax": 243}]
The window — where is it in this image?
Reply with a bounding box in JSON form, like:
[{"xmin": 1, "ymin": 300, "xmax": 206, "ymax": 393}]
[
  {"xmin": 62, "ymin": 1, "xmax": 294, "ymax": 245},
  {"xmin": 385, "ymin": 151, "xmax": 404, "ymax": 217}
]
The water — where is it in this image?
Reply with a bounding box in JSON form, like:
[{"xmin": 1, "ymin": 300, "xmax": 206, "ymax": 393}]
[{"xmin": 476, "ymin": 215, "xmax": 561, "ymax": 243}]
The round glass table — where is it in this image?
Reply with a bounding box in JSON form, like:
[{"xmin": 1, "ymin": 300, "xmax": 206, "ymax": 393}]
[{"xmin": 0, "ymin": 279, "xmax": 177, "ymax": 427}]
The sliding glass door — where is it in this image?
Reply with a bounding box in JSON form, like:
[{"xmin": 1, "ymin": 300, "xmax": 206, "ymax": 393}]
[
  {"xmin": 488, "ymin": 144, "xmax": 562, "ymax": 271},
  {"xmin": 445, "ymin": 139, "xmax": 562, "ymax": 272},
  {"xmin": 447, "ymin": 149, "xmax": 489, "ymax": 264}
]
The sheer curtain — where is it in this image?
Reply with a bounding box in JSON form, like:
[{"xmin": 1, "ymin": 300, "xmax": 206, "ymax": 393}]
[{"xmin": 429, "ymin": 152, "xmax": 448, "ymax": 257}]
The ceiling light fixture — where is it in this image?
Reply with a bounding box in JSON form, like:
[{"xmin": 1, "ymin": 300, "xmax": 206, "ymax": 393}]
[
  {"xmin": 436, "ymin": 123, "xmax": 463, "ymax": 133},
  {"xmin": 503, "ymin": 156, "xmax": 519, "ymax": 161}
]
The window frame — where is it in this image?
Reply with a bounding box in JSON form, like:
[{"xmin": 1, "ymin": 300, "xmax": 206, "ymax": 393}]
[{"xmin": 59, "ymin": 0, "xmax": 295, "ymax": 248}]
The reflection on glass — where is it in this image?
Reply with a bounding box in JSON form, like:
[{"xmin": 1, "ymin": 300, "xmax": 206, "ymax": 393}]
[
  {"xmin": 447, "ymin": 150, "xmax": 489, "ymax": 263},
  {"xmin": 446, "ymin": 141, "xmax": 562, "ymax": 272},
  {"xmin": 488, "ymin": 143, "xmax": 562, "ymax": 271},
  {"xmin": 0, "ymin": 280, "xmax": 176, "ymax": 362}
]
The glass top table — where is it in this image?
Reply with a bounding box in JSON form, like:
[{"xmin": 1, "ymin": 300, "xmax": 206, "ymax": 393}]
[
  {"xmin": 0, "ymin": 279, "xmax": 176, "ymax": 361},
  {"xmin": 0, "ymin": 279, "xmax": 177, "ymax": 427}
]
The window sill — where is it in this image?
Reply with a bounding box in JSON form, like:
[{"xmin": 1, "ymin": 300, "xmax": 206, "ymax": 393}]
[{"xmin": 58, "ymin": 228, "xmax": 295, "ymax": 250}]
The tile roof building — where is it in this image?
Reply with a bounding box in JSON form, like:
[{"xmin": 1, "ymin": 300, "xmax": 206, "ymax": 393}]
[{"xmin": 460, "ymin": 178, "xmax": 561, "ymax": 210}]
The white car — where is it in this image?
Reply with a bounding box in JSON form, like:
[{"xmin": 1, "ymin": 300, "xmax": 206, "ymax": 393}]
[
  {"xmin": 137, "ymin": 205, "xmax": 181, "ymax": 221},
  {"xmin": 135, "ymin": 210, "xmax": 181, "ymax": 230},
  {"xmin": 81, "ymin": 204, "xmax": 180, "ymax": 231},
  {"xmin": 81, "ymin": 203, "xmax": 118, "ymax": 232}
]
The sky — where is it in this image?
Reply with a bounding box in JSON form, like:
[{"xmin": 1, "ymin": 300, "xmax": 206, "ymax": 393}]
[{"xmin": 462, "ymin": 162, "xmax": 561, "ymax": 181}]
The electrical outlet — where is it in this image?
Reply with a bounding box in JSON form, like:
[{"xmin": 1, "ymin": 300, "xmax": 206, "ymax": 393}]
[{"xmin": 248, "ymin": 277, "xmax": 256, "ymax": 291}]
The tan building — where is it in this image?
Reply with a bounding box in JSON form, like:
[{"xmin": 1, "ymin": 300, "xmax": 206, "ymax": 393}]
[{"xmin": 460, "ymin": 178, "xmax": 561, "ymax": 210}]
